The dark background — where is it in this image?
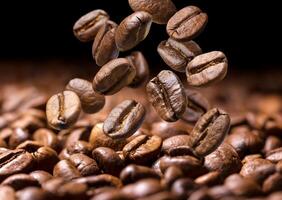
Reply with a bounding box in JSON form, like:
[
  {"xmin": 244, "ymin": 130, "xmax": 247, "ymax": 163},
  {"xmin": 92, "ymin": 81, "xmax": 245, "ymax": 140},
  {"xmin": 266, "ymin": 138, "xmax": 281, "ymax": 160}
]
[{"xmin": 0, "ymin": 0, "xmax": 281, "ymax": 69}]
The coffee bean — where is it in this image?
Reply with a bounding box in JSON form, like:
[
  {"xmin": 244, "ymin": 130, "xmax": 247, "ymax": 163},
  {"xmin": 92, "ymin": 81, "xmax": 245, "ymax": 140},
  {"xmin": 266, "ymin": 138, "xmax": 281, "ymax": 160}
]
[
  {"xmin": 167, "ymin": 6, "xmax": 208, "ymax": 41},
  {"xmin": 180, "ymin": 89, "xmax": 210, "ymax": 123},
  {"xmin": 186, "ymin": 51, "xmax": 228, "ymax": 87},
  {"xmin": 53, "ymin": 160, "xmax": 81, "ymax": 181},
  {"xmin": 66, "ymin": 140, "xmax": 93, "ymax": 156},
  {"xmin": 103, "ymin": 100, "xmax": 146, "ymax": 139},
  {"xmin": 204, "ymin": 143, "xmax": 242, "ymax": 177},
  {"xmin": 115, "ymin": 11, "xmax": 152, "ymax": 51},
  {"xmin": 91, "ymin": 189, "xmax": 130, "ymax": 200},
  {"xmin": 127, "ymin": 51, "xmax": 150, "ymax": 88},
  {"xmin": 171, "ymin": 178, "xmax": 199, "ymax": 199},
  {"xmin": 263, "ymin": 173, "xmax": 282, "ymax": 193},
  {"xmin": 276, "ymin": 160, "xmax": 282, "ymax": 173},
  {"xmin": 128, "ymin": 0, "xmax": 176, "ymax": 24},
  {"xmin": 33, "ymin": 147, "xmax": 59, "ymax": 173},
  {"xmin": 89, "ymin": 123, "xmax": 127, "ymax": 151},
  {"xmin": 266, "ymin": 147, "xmax": 282, "ymax": 163},
  {"xmin": 69, "ymin": 153, "xmax": 100, "ymax": 176},
  {"xmin": 120, "ymin": 164, "xmax": 160, "ymax": 184},
  {"xmin": 16, "ymin": 187, "xmax": 50, "ymax": 200},
  {"xmin": 123, "ymin": 135, "xmax": 162, "ymax": 164},
  {"xmin": 0, "ymin": 149, "xmax": 34, "ymax": 181},
  {"xmin": 8, "ymin": 128, "xmax": 30, "ymax": 149},
  {"xmin": 66, "ymin": 78, "xmax": 105, "ymax": 114},
  {"xmin": 188, "ymin": 108, "xmax": 230, "ymax": 157},
  {"xmin": 242, "ymin": 154, "xmax": 262, "ymax": 164},
  {"xmin": 195, "ymin": 171, "xmax": 222, "ymax": 186},
  {"xmin": 73, "ymin": 9, "xmax": 109, "ymax": 42},
  {"xmin": 158, "ymin": 39, "xmax": 202, "ymax": 72},
  {"xmin": 33, "ymin": 128, "xmax": 60, "ymax": 152},
  {"xmin": 208, "ymin": 186, "xmax": 233, "ymax": 200},
  {"xmin": 162, "ymin": 166, "xmax": 184, "ymax": 187},
  {"xmin": 162, "ymin": 135, "xmax": 191, "ymax": 155},
  {"xmin": 264, "ymin": 136, "xmax": 282, "ymax": 153},
  {"xmin": 1, "ymin": 174, "xmax": 40, "ymax": 190},
  {"xmin": 0, "ymin": 186, "xmax": 16, "ymax": 200},
  {"xmin": 240, "ymin": 158, "xmax": 276, "ymax": 184},
  {"xmin": 146, "ymin": 70, "xmax": 186, "ymax": 122},
  {"xmin": 92, "ymin": 147, "xmax": 124, "ymax": 176},
  {"xmin": 46, "ymin": 91, "xmax": 81, "ymax": 130},
  {"xmin": 29, "ymin": 170, "xmax": 53, "ymax": 185},
  {"xmin": 93, "ymin": 58, "xmax": 136, "ymax": 95},
  {"xmin": 92, "ymin": 21, "xmax": 119, "ymax": 66}
]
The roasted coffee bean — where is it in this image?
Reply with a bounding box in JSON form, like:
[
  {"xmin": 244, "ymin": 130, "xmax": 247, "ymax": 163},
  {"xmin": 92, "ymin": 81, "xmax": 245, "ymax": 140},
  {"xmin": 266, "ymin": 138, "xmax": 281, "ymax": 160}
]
[
  {"xmin": 204, "ymin": 143, "xmax": 242, "ymax": 177},
  {"xmin": 92, "ymin": 147, "xmax": 124, "ymax": 176},
  {"xmin": 69, "ymin": 153, "xmax": 100, "ymax": 176},
  {"xmin": 158, "ymin": 39, "xmax": 202, "ymax": 72},
  {"xmin": 180, "ymin": 89, "xmax": 210, "ymax": 123},
  {"xmin": 53, "ymin": 160, "xmax": 81, "ymax": 181},
  {"xmin": 195, "ymin": 171, "xmax": 222, "ymax": 186},
  {"xmin": 264, "ymin": 135, "xmax": 282, "ymax": 154},
  {"xmin": 171, "ymin": 178, "xmax": 199, "ymax": 199},
  {"xmin": 115, "ymin": 11, "xmax": 152, "ymax": 51},
  {"xmin": 186, "ymin": 51, "xmax": 228, "ymax": 87},
  {"xmin": 33, "ymin": 147, "xmax": 59, "ymax": 173},
  {"xmin": 0, "ymin": 186, "xmax": 16, "ymax": 200},
  {"xmin": 29, "ymin": 170, "xmax": 53, "ymax": 185},
  {"xmin": 146, "ymin": 70, "xmax": 186, "ymax": 122},
  {"xmin": 92, "ymin": 21, "xmax": 119, "ymax": 66},
  {"xmin": 224, "ymin": 174, "xmax": 262, "ymax": 197},
  {"xmin": 123, "ymin": 135, "xmax": 162, "ymax": 164},
  {"xmin": 121, "ymin": 179, "xmax": 163, "ymax": 199},
  {"xmin": 89, "ymin": 123, "xmax": 127, "ymax": 151},
  {"xmin": 276, "ymin": 160, "xmax": 282, "ymax": 173},
  {"xmin": 208, "ymin": 185, "xmax": 233, "ymax": 200},
  {"xmin": 127, "ymin": 51, "xmax": 150, "ymax": 88},
  {"xmin": 103, "ymin": 100, "xmax": 146, "ymax": 139},
  {"xmin": 0, "ymin": 149, "xmax": 34, "ymax": 181},
  {"xmin": 73, "ymin": 9, "xmax": 109, "ymax": 42},
  {"xmin": 167, "ymin": 6, "xmax": 208, "ymax": 41},
  {"xmin": 46, "ymin": 91, "xmax": 81, "ymax": 130},
  {"xmin": 162, "ymin": 135, "xmax": 191, "ymax": 155},
  {"xmin": 66, "ymin": 78, "xmax": 105, "ymax": 114},
  {"xmin": 33, "ymin": 128, "xmax": 60, "ymax": 152},
  {"xmin": 263, "ymin": 173, "xmax": 282, "ymax": 193},
  {"xmin": 91, "ymin": 189, "xmax": 130, "ymax": 200},
  {"xmin": 66, "ymin": 140, "xmax": 93, "ymax": 156},
  {"xmin": 64, "ymin": 127, "xmax": 92, "ymax": 147},
  {"xmin": 8, "ymin": 128, "xmax": 30, "ymax": 149},
  {"xmin": 120, "ymin": 164, "xmax": 160, "ymax": 184},
  {"xmin": 266, "ymin": 147, "xmax": 282, "ymax": 163},
  {"xmin": 162, "ymin": 166, "xmax": 184, "ymax": 187},
  {"xmin": 93, "ymin": 58, "xmax": 136, "ymax": 95},
  {"xmin": 242, "ymin": 154, "xmax": 262, "ymax": 164},
  {"xmin": 128, "ymin": 0, "xmax": 176, "ymax": 24},
  {"xmin": 159, "ymin": 155, "xmax": 203, "ymax": 177},
  {"xmin": 1, "ymin": 174, "xmax": 40, "ymax": 191},
  {"xmin": 16, "ymin": 187, "xmax": 50, "ymax": 200},
  {"xmin": 240, "ymin": 158, "xmax": 276, "ymax": 184},
  {"xmin": 11, "ymin": 115, "xmax": 45, "ymax": 132},
  {"xmin": 152, "ymin": 158, "xmax": 163, "ymax": 177},
  {"xmin": 188, "ymin": 108, "xmax": 230, "ymax": 157}
]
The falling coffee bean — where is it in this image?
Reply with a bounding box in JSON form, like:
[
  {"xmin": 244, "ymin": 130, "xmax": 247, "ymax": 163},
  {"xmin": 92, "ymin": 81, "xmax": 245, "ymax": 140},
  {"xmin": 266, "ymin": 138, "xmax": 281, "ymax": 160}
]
[
  {"xmin": 93, "ymin": 58, "xmax": 136, "ymax": 95},
  {"xmin": 103, "ymin": 100, "xmax": 146, "ymax": 139},
  {"xmin": 115, "ymin": 11, "xmax": 152, "ymax": 51},
  {"xmin": 158, "ymin": 38, "xmax": 202, "ymax": 72},
  {"xmin": 73, "ymin": 9, "xmax": 109, "ymax": 42},
  {"xmin": 46, "ymin": 91, "xmax": 81, "ymax": 130},
  {"xmin": 66, "ymin": 78, "xmax": 105, "ymax": 114},
  {"xmin": 167, "ymin": 6, "xmax": 208, "ymax": 41},
  {"xmin": 146, "ymin": 70, "xmax": 186, "ymax": 122},
  {"xmin": 186, "ymin": 51, "xmax": 228, "ymax": 87}
]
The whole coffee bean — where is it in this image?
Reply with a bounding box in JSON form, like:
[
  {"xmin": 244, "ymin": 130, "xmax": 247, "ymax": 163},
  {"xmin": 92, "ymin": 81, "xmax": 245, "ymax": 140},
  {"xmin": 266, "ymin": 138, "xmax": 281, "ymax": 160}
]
[
  {"xmin": 92, "ymin": 147, "xmax": 124, "ymax": 176},
  {"xmin": 93, "ymin": 58, "xmax": 136, "ymax": 95},
  {"xmin": 33, "ymin": 128, "xmax": 60, "ymax": 152},
  {"xmin": 180, "ymin": 89, "xmax": 210, "ymax": 123},
  {"xmin": 204, "ymin": 143, "xmax": 242, "ymax": 177},
  {"xmin": 266, "ymin": 147, "xmax": 282, "ymax": 163},
  {"xmin": 91, "ymin": 189, "xmax": 130, "ymax": 200},
  {"xmin": 73, "ymin": 9, "xmax": 109, "ymax": 42},
  {"xmin": 171, "ymin": 178, "xmax": 199, "ymax": 199},
  {"xmin": 69, "ymin": 153, "xmax": 100, "ymax": 176},
  {"xmin": 16, "ymin": 187, "xmax": 50, "ymax": 200},
  {"xmin": 89, "ymin": 123, "xmax": 127, "ymax": 151},
  {"xmin": 64, "ymin": 127, "xmax": 91, "ymax": 147},
  {"xmin": 121, "ymin": 179, "xmax": 163, "ymax": 199},
  {"xmin": 158, "ymin": 39, "xmax": 202, "ymax": 72},
  {"xmin": 152, "ymin": 158, "xmax": 163, "ymax": 177},
  {"xmin": 1, "ymin": 174, "xmax": 40, "ymax": 191},
  {"xmin": 263, "ymin": 173, "xmax": 282, "ymax": 193},
  {"xmin": 264, "ymin": 135, "xmax": 282, "ymax": 153},
  {"xmin": 159, "ymin": 155, "xmax": 202, "ymax": 176},
  {"xmin": 194, "ymin": 171, "xmax": 222, "ymax": 186},
  {"xmin": 8, "ymin": 128, "xmax": 30, "ymax": 149},
  {"xmin": 115, "ymin": 11, "xmax": 152, "ymax": 51},
  {"xmin": 189, "ymin": 108, "xmax": 230, "ymax": 157},
  {"xmin": 208, "ymin": 186, "xmax": 233, "ymax": 200},
  {"xmin": 29, "ymin": 171, "xmax": 53, "ymax": 185},
  {"xmin": 0, "ymin": 149, "xmax": 34, "ymax": 181},
  {"xmin": 66, "ymin": 140, "xmax": 93, "ymax": 156},
  {"xmin": 240, "ymin": 158, "xmax": 276, "ymax": 184},
  {"xmin": 128, "ymin": 0, "xmax": 176, "ymax": 24},
  {"xmin": 162, "ymin": 166, "xmax": 184, "ymax": 187},
  {"xmin": 0, "ymin": 186, "xmax": 16, "ymax": 200},
  {"xmin": 186, "ymin": 51, "xmax": 228, "ymax": 87},
  {"xmin": 224, "ymin": 174, "xmax": 262, "ymax": 197},
  {"xmin": 167, "ymin": 6, "xmax": 208, "ymax": 41},
  {"xmin": 46, "ymin": 91, "xmax": 81, "ymax": 130},
  {"xmin": 162, "ymin": 135, "xmax": 191, "ymax": 155},
  {"xmin": 146, "ymin": 70, "xmax": 186, "ymax": 122},
  {"xmin": 123, "ymin": 135, "xmax": 162, "ymax": 164},
  {"xmin": 103, "ymin": 100, "xmax": 146, "ymax": 139},
  {"xmin": 53, "ymin": 160, "xmax": 81, "ymax": 181},
  {"xmin": 66, "ymin": 78, "xmax": 105, "ymax": 114},
  {"xmin": 127, "ymin": 51, "xmax": 150, "ymax": 88},
  {"xmin": 120, "ymin": 164, "xmax": 160, "ymax": 184},
  {"xmin": 242, "ymin": 154, "xmax": 262, "ymax": 164},
  {"xmin": 92, "ymin": 21, "xmax": 119, "ymax": 66}
]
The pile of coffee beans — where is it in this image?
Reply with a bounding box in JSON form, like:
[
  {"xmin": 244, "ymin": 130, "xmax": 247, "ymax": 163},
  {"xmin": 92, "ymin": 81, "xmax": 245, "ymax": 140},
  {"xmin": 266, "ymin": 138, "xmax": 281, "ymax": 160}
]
[{"xmin": 0, "ymin": 0, "xmax": 282, "ymax": 199}]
